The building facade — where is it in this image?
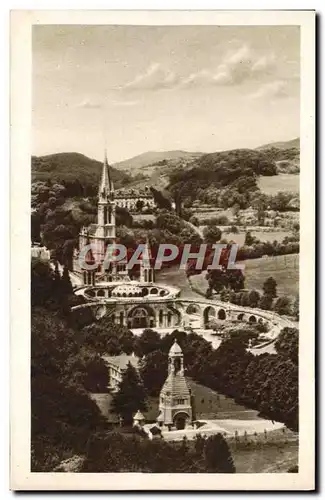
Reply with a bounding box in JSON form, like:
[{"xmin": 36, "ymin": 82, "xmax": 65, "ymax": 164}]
[
  {"xmin": 79, "ymin": 151, "xmax": 117, "ymax": 272},
  {"xmin": 115, "ymin": 187, "xmax": 155, "ymax": 212},
  {"xmin": 103, "ymin": 354, "xmax": 139, "ymax": 392},
  {"xmin": 157, "ymin": 340, "xmax": 193, "ymax": 430}
]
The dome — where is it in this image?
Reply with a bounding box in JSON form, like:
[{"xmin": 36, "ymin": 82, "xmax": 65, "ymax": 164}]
[
  {"xmin": 169, "ymin": 339, "xmax": 183, "ymax": 356},
  {"xmin": 112, "ymin": 284, "xmax": 142, "ymax": 297}
]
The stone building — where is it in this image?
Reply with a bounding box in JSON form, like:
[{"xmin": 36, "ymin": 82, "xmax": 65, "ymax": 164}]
[
  {"xmin": 115, "ymin": 187, "xmax": 155, "ymax": 212},
  {"xmin": 102, "ymin": 354, "xmax": 139, "ymax": 392},
  {"xmin": 79, "ymin": 151, "xmax": 117, "ymax": 272},
  {"xmin": 157, "ymin": 340, "xmax": 193, "ymax": 430}
]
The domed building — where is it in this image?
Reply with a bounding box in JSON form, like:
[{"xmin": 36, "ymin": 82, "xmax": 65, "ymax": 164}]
[{"xmin": 157, "ymin": 339, "xmax": 194, "ymax": 430}]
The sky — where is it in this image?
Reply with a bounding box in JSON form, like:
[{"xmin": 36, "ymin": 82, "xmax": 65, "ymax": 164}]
[{"xmin": 32, "ymin": 25, "xmax": 300, "ymax": 163}]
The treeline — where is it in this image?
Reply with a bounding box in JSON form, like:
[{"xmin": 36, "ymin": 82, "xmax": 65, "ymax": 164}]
[
  {"xmin": 82, "ymin": 431, "xmax": 235, "ymax": 473},
  {"xmin": 32, "ymin": 153, "xmax": 131, "ymax": 198},
  {"xmin": 31, "ymin": 260, "xmax": 109, "ymax": 471},
  {"xmin": 168, "ymin": 148, "xmax": 277, "ymax": 209}
]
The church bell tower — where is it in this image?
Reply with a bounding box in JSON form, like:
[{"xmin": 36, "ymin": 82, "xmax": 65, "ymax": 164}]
[
  {"xmin": 157, "ymin": 340, "xmax": 193, "ymax": 430},
  {"xmin": 94, "ymin": 150, "xmax": 116, "ymax": 266}
]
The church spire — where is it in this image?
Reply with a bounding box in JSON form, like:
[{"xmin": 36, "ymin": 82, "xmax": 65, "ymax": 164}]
[
  {"xmin": 140, "ymin": 236, "xmax": 155, "ymax": 283},
  {"xmin": 99, "ymin": 149, "xmax": 114, "ymax": 199}
]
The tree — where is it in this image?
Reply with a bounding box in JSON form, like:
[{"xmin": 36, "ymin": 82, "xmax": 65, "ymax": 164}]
[
  {"xmin": 194, "ymin": 434, "xmax": 206, "ymax": 457},
  {"xmin": 259, "ymin": 294, "xmax": 273, "ymax": 311},
  {"xmin": 203, "ymin": 225, "xmax": 222, "ymax": 244},
  {"xmin": 227, "ymin": 269, "xmax": 245, "ymax": 292},
  {"xmin": 274, "ymin": 296, "xmax": 292, "ymax": 316},
  {"xmin": 139, "ymin": 350, "xmax": 168, "ymax": 396},
  {"xmin": 262, "ymin": 276, "xmax": 277, "ymax": 299},
  {"xmin": 150, "ymin": 187, "xmax": 172, "ymax": 210},
  {"xmin": 135, "ymin": 199, "xmax": 145, "ymax": 212},
  {"xmin": 61, "ymin": 265, "xmax": 73, "ymax": 296},
  {"xmin": 135, "ymin": 329, "xmax": 161, "ymax": 357},
  {"xmin": 111, "ymin": 363, "xmax": 147, "ymax": 426},
  {"xmin": 31, "ymin": 307, "xmax": 106, "ymax": 471},
  {"xmin": 275, "ymin": 327, "xmax": 298, "ymax": 364},
  {"xmin": 293, "ymin": 295, "xmax": 299, "ymax": 320},
  {"xmin": 248, "ymin": 290, "xmax": 261, "ymax": 308},
  {"xmin": 204, "ymin": 434, "xmax": 235, "ymax": 472},
  {"xmin": 31, "ymin": 258, "xmax": 58, "ymax": 309},
  {"xmin": 207, "ymin": 269, "xmax": 227, "ymax": 294},
  {"xmin": 116, "ymin": 207, "xmax": 133, "ymax": 228},
  {"xmin": 245, "ymin": 231, "xmax": 255, "ymax": 246}
]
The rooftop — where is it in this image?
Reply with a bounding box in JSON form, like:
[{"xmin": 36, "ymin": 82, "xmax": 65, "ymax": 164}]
[
  {"xmin": 169, "ymin": 339, "xmax": 183, "ymax": 356},
  {"xmin": 102, "ymin": 354, "xmax": 139, "ymax": 371}
]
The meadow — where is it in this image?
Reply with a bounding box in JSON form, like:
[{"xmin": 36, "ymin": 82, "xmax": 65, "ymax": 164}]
[
  {"xmin": 220, "ymin": 230, "xmax": 290, "ymax": 246},
  {"xmin": 190, "ymin": 253, "xmax": 299, "ymax": 299},
  {"xmin": 257, "ymin": 173, "xmax": 300, "ymax": 195}
]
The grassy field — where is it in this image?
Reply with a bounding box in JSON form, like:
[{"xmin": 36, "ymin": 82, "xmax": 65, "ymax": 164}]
[
  {"xmin": 242, "ymin": 254, "xmax": 299, "ymax": 298},
  {"xmin": 231, "ymin": 440, "xmax": 298, "ymax": 473},
  {"xmin": 220, "ymin": 230, "xmax": 291, "ymax": 245},
  {"xmin": 157, "ymin": 266, "xmax": 200, "ymax": 298},
  {"xmin": 258, "ymin": 173, "xmax": 299, "ymax": 194},
  {"xmin": 191, "ymin": 254, "xmax": 299, "ymax": 299}
]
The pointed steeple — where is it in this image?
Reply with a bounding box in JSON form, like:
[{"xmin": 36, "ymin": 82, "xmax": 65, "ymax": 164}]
[
  {"xmin": 99, "ymin": 149, "xmax": 114, "ymax": 199},
  {"xmin": 140, "ymin": 236, "xmax": 155, "ymax": 283}
]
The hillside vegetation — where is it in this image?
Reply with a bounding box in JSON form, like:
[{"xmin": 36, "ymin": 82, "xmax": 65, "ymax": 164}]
[
  {"xmin": 168, "ymin": 148, "xmax": 277, "ymax": 209},
  {"xmin": 32, "ymin": 153, "xmax": 131, "ymax": 197},
  {"xmin": 114, "ymin": 150, "xmax": 203, "ymax": 173}
]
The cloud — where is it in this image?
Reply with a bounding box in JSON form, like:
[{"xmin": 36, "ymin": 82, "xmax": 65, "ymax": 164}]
[
  {"xmin": 121, "ymin": 63, "xmax": 179, "ymax": 91},
  {"xmin": 250, "ymin": 80, "xmax": 290, "ymax": 100},
  {"xmin": 77, "ymin": 98, "xmax": 139, "ymax": 109},
  {"xmin": 76, "ymin": 98, "xmax": 102, "ymax": 109},
  {"xmin": 120, "ymin": 46, "xmax": 277, "ymax": 92},
  {"xmin": 111, "ymin": 99, "xmax": 140, "ymax": 107},
  {"xmin": 210, "ymin": 45, "xmax": 276, "ymax": 86}
]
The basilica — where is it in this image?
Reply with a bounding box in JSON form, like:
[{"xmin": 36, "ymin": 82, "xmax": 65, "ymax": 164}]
[{"xmin": 74, "ymin": 152, "xmax": 182, "ymax": 330}]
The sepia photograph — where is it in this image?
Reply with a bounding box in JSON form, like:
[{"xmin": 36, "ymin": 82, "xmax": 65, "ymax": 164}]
[{"xmin": 10, "ymin": 9, "xmax": 315, "ymax": 491}]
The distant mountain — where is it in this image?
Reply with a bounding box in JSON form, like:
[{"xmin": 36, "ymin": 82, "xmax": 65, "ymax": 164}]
[
  {"xmin": 113, "ymin": 150, "xmax": 203, "ymax": 172},
  {"xmin": 32, "ymin": 152, "xmax": 131, "ymax": 194},
  {"xmin": 256, "ymin": 138, "xmax": 300, "ymax": 151}
]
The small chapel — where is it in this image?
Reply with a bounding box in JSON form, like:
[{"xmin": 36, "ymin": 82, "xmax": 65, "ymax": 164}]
[{"xmin": 156, "ymin": 339, "xmax": 194, "ymax": 430}]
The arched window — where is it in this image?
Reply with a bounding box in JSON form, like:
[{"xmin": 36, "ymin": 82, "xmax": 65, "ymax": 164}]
[{"xmin": 97, "ymin": 289, "xmax": 105, "ymax": 297}]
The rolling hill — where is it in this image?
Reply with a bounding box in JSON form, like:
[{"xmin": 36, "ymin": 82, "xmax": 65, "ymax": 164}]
[
  {"xmin": 32, "ymin": 152, "xmax": 131, "ymax": 194},
  {"xmin": 256, "ymin": 138, "xmax": 300, "ymax": 174},
  {"xmin": 113, "ymin": 150, "xmax": 203, "ymax": 173},
  {"xmin": 256, "ymin": 138, "xmax": 300, "ymax": 151}
]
